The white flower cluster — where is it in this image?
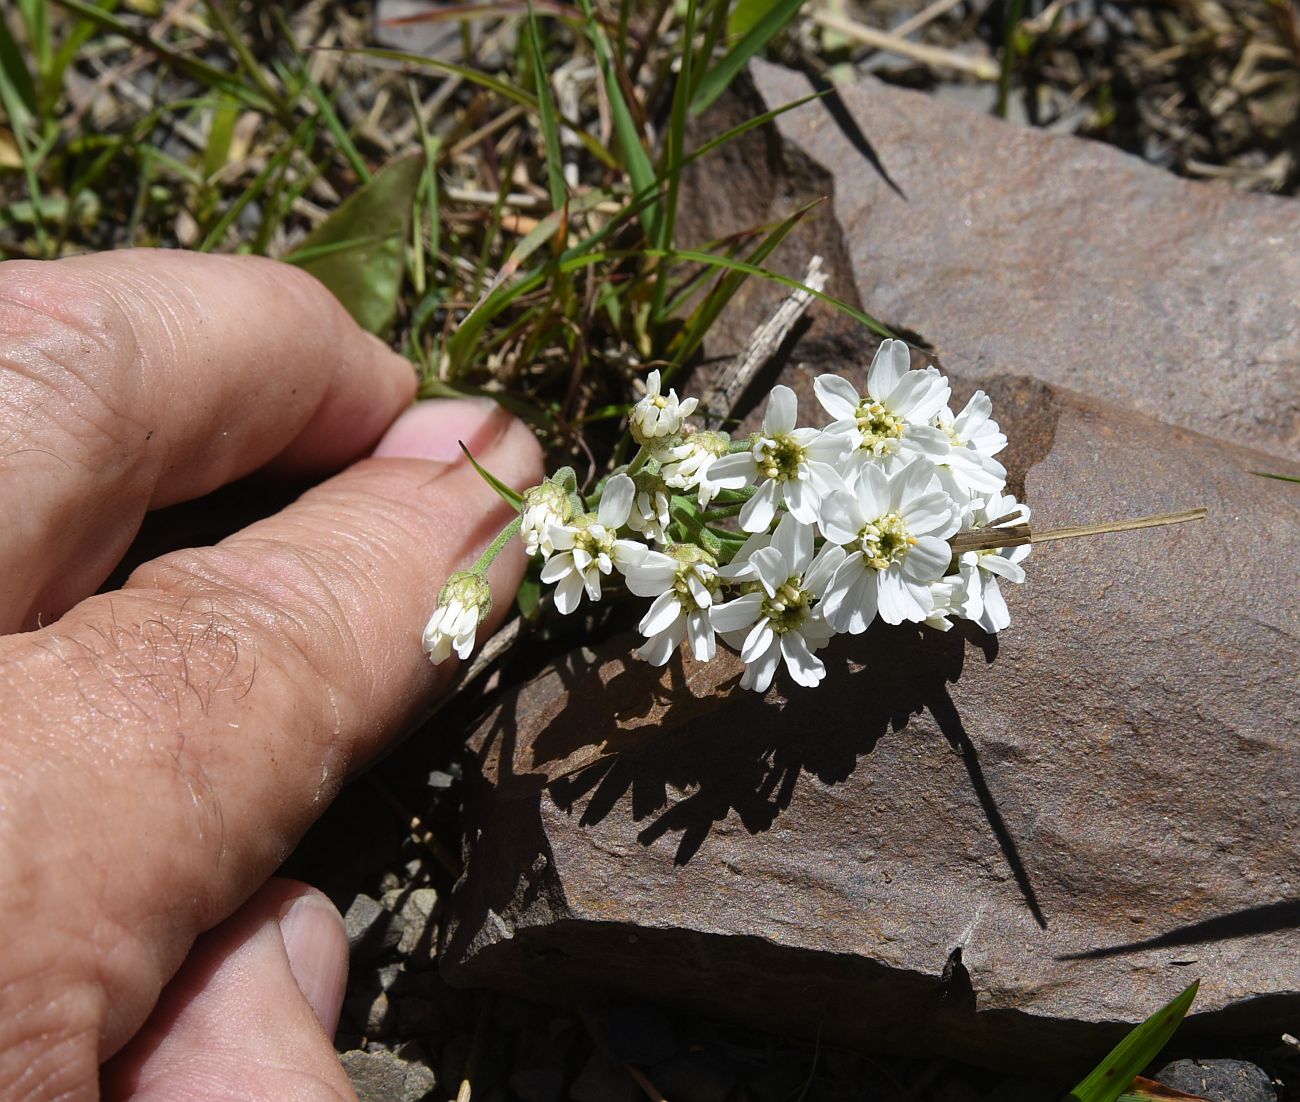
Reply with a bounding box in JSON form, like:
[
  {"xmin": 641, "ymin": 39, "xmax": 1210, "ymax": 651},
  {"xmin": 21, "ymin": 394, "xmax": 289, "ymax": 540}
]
[{"xmin": 424, "ymin": 346, "xmax": 1031, "ymax": 693}]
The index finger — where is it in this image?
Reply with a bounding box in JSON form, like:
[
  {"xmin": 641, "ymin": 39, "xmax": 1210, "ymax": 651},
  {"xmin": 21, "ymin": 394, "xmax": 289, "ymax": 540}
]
[{"xmin": 0, "ymin": 249, "xmax": 415, "ymax": 631}]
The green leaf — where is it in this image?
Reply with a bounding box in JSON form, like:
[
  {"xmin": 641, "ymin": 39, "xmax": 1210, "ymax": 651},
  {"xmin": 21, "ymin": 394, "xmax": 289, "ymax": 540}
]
[
  {"xmin": 0, "ymin": 13, "xmax": 39, "ymax": 125},
  {"xmin": 286, "ymin": 153, "xmax": 423, "ymax": 336},
  {"xmin": 690, "ymin": 0, "xmax": 806, "ymax": 115},
  {"xmin": 1250, "ymin": 470, "xmax": 1300, "ymax": 484},
  {"xmin": 1067, "ymin": 981, "xmax": 1199, "ymax": 1102},
  {"xmin": 526, "ymin": 0, "xmax": 567, "ymax": 211},
  {"xmin": 460, "ymin": 442, "xmax": 525, "ymax": 508},
  {"xmin": 575, "ymin": 0, "xmax": 659, "ymax": 240}
]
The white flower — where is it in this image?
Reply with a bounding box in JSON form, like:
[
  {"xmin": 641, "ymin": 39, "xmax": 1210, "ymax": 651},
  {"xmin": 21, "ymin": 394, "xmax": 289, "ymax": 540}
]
[
  {"xmin": 625, "ymin": 473, "xmax": 671, "ymax": 544},
  {"xmin": 630, "ymin": 369, "xmax": 698, "ymax": 445},
  {"xmin": 933, "ymin": 391, "xmax": 1008, "ymax": 503},
  {"xmin": 710, "ymin": 513, "xmax": 846, "ymax": 693},
  {"xmin": 520, "ymin": 479, "xmax": 573, "ymax": 559},
  {"xmin": 540, "ymin": 474, "xmax": 642, "ymax": 614},
  {"xmin": 423, "ymin": 572, "xmax": 492, "ymax": 664},
  {"xmin": 659, "ymin": 429, "xmax": 731, "ymax": 508},
  {"xmin": 813, "ymin": 339, "xmax": 951, "ymax": 464},
  {"xmin": 922, "ymin": 575, "xmax": 962, "ymax": 632},
  {"xmin": 819, "ymin": 458, "xmax": 960, "ymax": 631},
  {"xmin": 955, "ymin": 493, "xmax": 1031, "ymax": 634},
  {"xmin": 619, "ymin": 545, "xmax": 721, "ymax": 666},
  {"xmin": 707, "ymin": 385, "xmax": 849, "ymax": 533}
]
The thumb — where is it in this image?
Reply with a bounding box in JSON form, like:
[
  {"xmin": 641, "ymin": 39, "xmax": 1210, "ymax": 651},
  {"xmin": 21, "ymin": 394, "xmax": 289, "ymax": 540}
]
[{"xmin": 101, "ymin": 880, "xmax": 355, "ymax": 1101}]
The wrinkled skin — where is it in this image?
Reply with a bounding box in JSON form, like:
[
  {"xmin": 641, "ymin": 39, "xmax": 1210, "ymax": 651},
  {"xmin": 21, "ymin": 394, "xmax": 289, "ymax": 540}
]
[{"xmin": 0, "ymin": 250, "xmax": 541, "ymax": 1101}]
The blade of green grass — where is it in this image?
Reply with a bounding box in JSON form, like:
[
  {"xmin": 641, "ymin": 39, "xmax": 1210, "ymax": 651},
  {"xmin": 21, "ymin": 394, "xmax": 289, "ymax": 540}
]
[
  {"xmin": 1249, "ymin": 470, "xmax": 1300, "ymax": 483},
  {"xmin": 575, "ymin": 0, "xmax": 660, "ymax": 241},
  {"xmin": 203, "ymin": 0, "xmax": 291, "ymax": 121},
  {"xmin": 651, "ymin": 0, "xmax": 697, "ymax": 328},
  {"xmin": 996, "ymin": 0, "xmax": 1026, "ymax": 118},
  {"xmin": 0, "ymin": 13, "xmax": 39, "ymax": 125},
  {"xmin": 46, "ymin": 0, "xmax": 121, "ymax": 118},
  {"xmin": 286, "ymin": 153, "xmax": 424, "ymax": 335},
  {"xmin": 460, "ymin": 442, "xmax": 525, "ymax": 507},
  {"xmin": 690, "ymin": 0, "xmax": 806, "ymax": 115},
  {"xmin": 526, "ymin": 0, "xmax": 567, "ymax": 210},
  {"xmin": 1066, "ymin": 981, "xmax": 1199, "ymax": 1102}
]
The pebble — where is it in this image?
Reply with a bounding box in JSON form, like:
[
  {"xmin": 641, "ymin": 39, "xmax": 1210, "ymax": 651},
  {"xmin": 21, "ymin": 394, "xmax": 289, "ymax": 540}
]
[
  {"xmin": 343, "ymin": 894, "xmax": 397, "ymax": 956},
  {"xmin": 340, "ymin": 1048, "xmax": 439, "ymax": 1102},
  {"xmin": 1155, "ymin": 1060, "xmax": 1279, "ymax": 1102}
]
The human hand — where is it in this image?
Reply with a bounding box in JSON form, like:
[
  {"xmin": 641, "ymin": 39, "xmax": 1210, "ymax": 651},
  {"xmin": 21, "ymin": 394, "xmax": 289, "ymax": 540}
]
[{"xmin": 0, "ymin": 249, "xmax": 541, "ymax": 1100}]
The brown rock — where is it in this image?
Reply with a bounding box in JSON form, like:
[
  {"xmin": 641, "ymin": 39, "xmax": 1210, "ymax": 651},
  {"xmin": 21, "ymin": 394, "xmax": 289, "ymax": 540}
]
[
  {"xmin": 741, "ymin": 61, "xmax": 1300, "ymax": 463},
  {"xmin": 442, "ymin": 355, "xmax": 1300, "ymax": 1069}
]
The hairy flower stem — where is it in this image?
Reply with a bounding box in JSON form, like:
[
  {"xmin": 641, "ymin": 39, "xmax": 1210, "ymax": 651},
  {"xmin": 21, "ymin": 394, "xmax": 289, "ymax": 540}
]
[
  {"xmin": 670, "ymin": 501, "xmax": 724, "ymax": 557},
  {"xmin": 626, "ymin": 446, "xmax": 651, "ymax": 475},
  {"xmin": 469, "ymin": 516, "xmax": 523, "ymax": 575},
  {"xmin": 947, "ymin": 507, "xmax": 1207, "ymax": 555}
]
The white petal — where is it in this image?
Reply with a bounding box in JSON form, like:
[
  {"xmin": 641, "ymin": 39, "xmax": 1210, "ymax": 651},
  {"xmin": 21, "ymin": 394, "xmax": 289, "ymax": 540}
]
[
  {"xmin": 952, "ymin": 390, "xmax": 992, "ymax": 436},
  {"xmin": 904, "ymin": 491, "xmax": 959, "ymax": 538},
  {"xmin": 781, "ymin": 632, "xmax": 826, "ymax": 688},
  {"xmin": 749, "ymin": 545, "xmax": 789, "ymax": 595},
  {"xmin": 867, "ymin": 338, "xmax": 907, "ymax": 399},
  {"xmin": 819, "ymin": 491, "xmax": 863, "ymax": 546},
  {"xmin": 980, "ymin": 553, "xmax": 1026, "ymax": 583},
  {"xmin": 598, "ymin": 473, "xmax": 635, "ymax": 529},
  {"xmin": 886, "ymin": 366, "xmax": 950, "ymax": 423},
  {"xmin": 764, "ymin": 385, "xmax": 798, "ymax": 435},
  {"xmin": 804, "ymin": 543, "xmax": 847, "ymax": 597},
  {"xmin": 741, "ymin": 619, "xmax": 775, "ymax": 665},
  {"xmin": 978, "ymin": 576, "xmax": 1010, "ymax": 632},
  {"xmin": 900, "ymin": 535, "xmax": 952, "ymax": 584},
  {"xmin": 639, "ymin": 616, "xmax": 687, "ymax": 666},
  {"xmin": 747, "ymin": 637, "xmax": 781, "ymax": 693},
  {"xmin": 710, "ymin": 591, "xmax": 765, "ymax": 633},
  {"xmin": 739, "ymin": 478, "xmax": 780, "ymax": 533},
  {"xmin": 708, "ymin": 452, "xmax": 758, "ymax": 489},
  {"xmin": 554, "ymin": 570, "xmax": 585, "ymax": 614},
  {"xmin": 619, "ymin": 549, "xmax": 678, "ymax": 596},
  {"xmin": 540, "ymin": 553, "xmax": 574, "ymax": 584},
  {"xmin": 640, "ymin": 591, "xmax": 684, "ymax": 636},
  {"xmin": 687, "ymin": 610, "xmax": 716, "ymax": 662},
  {"xmin": 877, "ymin": 569, "xmax": 927, "ymax": 625},
  {"xmin": 549, "ymin": 524, "xmax": 575, "ymax": 551},
  {"xmin": 855, "ymin": 462, "xmax": 891, "ymax": 519},
  {"xmin": 814, "ymin": 373, "xmax": 861, "ymax": 421}
]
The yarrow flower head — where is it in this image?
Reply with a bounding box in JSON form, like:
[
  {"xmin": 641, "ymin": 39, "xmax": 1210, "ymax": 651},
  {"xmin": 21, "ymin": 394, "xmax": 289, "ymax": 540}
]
[
  {"xmin": 625, "ymin": 471, "xmax": 671, "ymax": 544},
  {"xmin": 520, "ymin": 477, "xmax": 573, "ymax": 559},
  {"xmin": 659, "ymin": 429, "xmax": 731, "ymax": 508},
  {"xmin": 818, "ymin": 458, "xmax": 960, "ymax": 632},
  {"xmin": 933, "ymin": 390, "xmax": 1008, "ymax": 503},
  {"xmin": 541, "ymin": 473, "xmax": 642, "ymax": 614},
  {"xmin": 422, "ymin": 572, "xmax": 492, "ymax": 664},
  {"xmin": 710, "ymin": 513, "xmax": 846, "ymax": 692},
  {"xmin": 954, "ymin": 492, "xmax": 1031, "ymax": 633},
  {"xmin": 620, "ymin": 544, "xmax": 722, "ymax": 666},
  {"xmin": 814, "ymin": 338, "xmax": 950, "ymax": 465},
  {"xmin": 708, "ymin": 385, "xmax": 849, "ymax": 532},
  {"xmin": 630, "ymin": 369, "xmax": 698, "ymax": 446},
  {"xmin": 418, "ymin": 334, "xmax": 1081, "ymax": 690}
]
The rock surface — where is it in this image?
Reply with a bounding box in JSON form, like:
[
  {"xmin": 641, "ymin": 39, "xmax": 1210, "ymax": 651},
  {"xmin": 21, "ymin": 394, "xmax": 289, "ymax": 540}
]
[
  {"xmin": 442, "ymin": 349, "xmax": 1300, "ymax": 1068},
  {"xmin": 736, "ymin": 61, "xmax": 1300, "ymax": 463},
  {"xmin": 1155, "ymin": 1059, "xmax": 1280, "ymax": 1102}
]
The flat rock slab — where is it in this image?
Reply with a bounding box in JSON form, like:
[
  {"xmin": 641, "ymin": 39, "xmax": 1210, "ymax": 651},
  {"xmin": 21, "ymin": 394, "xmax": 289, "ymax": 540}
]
[
  {"xmin": 442, "ymin": 362, "xmax": 1300, "ymax": 1070},
  {"xmin": 748, "ymin": 61, "xmax": 1300, "ymax": 463}
]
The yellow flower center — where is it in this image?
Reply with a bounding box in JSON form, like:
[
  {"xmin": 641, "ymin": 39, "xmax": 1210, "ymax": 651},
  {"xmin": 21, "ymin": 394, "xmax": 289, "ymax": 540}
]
[
  {"xmin": 855, "ymin": 400, "xmax": 904, "ymax": 454},
  {"xmin": 761, "ymin": 578, "xmax": 811, "ymax": 634},
  {"xmin": 859, "ymin": 512, "xmax": 916, "ymax": 571},
  {"xmin": 757, "ymin": 435, "xmax": 806, "ymax": 482}
]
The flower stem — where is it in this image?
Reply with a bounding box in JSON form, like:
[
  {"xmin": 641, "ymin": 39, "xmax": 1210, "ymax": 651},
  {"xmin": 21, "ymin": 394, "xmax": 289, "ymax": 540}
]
[
  {"xmin": 948, "ymin": 507, "xmax": 1206, "ymax": 555},
  {"xmin": 470, "ymin": 516, "xmax": 523, "ymax": 575},
  {"xmin": 627, "ymin": 445, "xmax": 651, "ymax": 475}
]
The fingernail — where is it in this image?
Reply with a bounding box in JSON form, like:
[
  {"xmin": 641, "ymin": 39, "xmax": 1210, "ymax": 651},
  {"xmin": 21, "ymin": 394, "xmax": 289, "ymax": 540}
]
[
  {"xmin": 373, "ymin": 397, "xmax": 506, "ymax": 463},
  {"xmin": 278, "ymin": 893, "xmax": 348, "ymax": 1038}
]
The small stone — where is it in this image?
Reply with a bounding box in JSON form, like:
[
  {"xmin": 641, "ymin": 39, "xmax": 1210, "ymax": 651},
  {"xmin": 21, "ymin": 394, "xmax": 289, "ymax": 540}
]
[
  {"xmin": 340, "ymin": 1049, "xmax": 437, "ymax": 1102},
  {"xmin": 1155, "ymin": 1060, "xmax": 1278, "ymax": 1102},
  {"xmin": 509, "ymin": 1066, "xmax": 565, "ymax": 1102},
  {"xmin": 647, "ymin": 1052, "xmax": 738, "ymax": 1102},
  {"xmin": 396, "ymin": 887, "xmax": 441, "ymax": 956},
  {"xmin": 588, "ymin": 1003, "xmax": 677, "ymax": 1065},
  {"xmin": 428, "ymin": 769, "xmax": 456, "ymax": 789},
  {"xmin": 343, "ymin": 894, "xmax": 396, "ymax": 956}
]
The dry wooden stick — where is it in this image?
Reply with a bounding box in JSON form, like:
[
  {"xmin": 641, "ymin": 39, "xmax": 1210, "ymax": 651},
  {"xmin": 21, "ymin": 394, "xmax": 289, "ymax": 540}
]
[
  {"xmin": 811, "ymin": 9, "xmax": 1000, "ymax": 80},
  {"xmin": 948, "ymin": 508, "xmax": 1207, "ymax": 555}
]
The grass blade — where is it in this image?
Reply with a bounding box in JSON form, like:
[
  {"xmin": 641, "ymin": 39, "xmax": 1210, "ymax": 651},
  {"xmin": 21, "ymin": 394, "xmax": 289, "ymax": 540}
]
[
  {"xmin": 651, "ymin": 0, "xmax": 697, "ymax": 326},
  {"xmin": 460, "ymin": 442, "xmax": 526, "ymax": 507},
  {"xmin": 1250, "ymin": 470, "xmax": 1300, "ymax": 484},
  {"xmin": 575, "ymin": 0, "xmax": 660, "ymax": 240},
  {"xmin": 1067, "ymin": 981, "xmax": 1199, "ymax": 1102},
  {"xmin": 690, "ymin": 0, "xmax": 806, "ymax": 115},
  {"xmin": 286, "ymin": 153, "xmax": 424, "ymax": 335},
  {"xmin": 526, "ymin": 0, "xmax": 567, "ymax": 211}
]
